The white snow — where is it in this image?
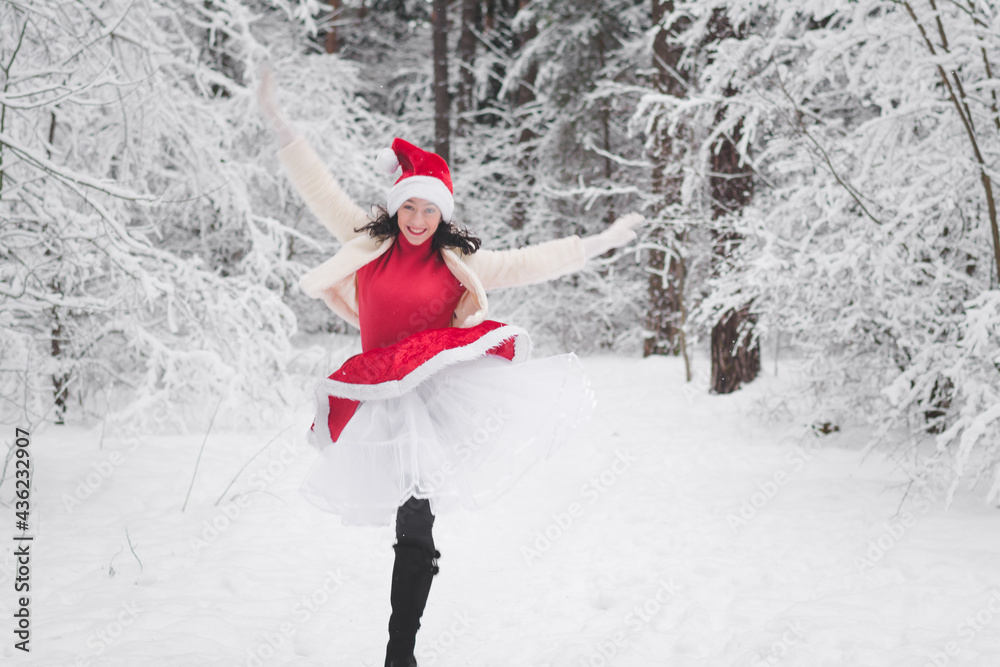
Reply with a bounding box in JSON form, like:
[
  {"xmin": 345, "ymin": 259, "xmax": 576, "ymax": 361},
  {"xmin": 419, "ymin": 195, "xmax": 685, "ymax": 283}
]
[{"xmin": 5, "ymin": 354, "xmax": 1000, "ymax": 666}]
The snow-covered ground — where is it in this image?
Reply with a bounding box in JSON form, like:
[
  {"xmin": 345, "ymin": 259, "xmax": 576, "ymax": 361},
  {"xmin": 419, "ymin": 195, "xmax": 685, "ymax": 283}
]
[{"xmin": 4, "ymin": 354, "xmax": 1000, "ymax": 666}]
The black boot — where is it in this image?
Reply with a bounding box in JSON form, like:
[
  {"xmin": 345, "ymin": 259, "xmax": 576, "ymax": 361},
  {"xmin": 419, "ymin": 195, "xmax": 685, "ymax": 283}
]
[{"xmin": 384, "ymin": 541, "xmax": 439, "ymax": 667}]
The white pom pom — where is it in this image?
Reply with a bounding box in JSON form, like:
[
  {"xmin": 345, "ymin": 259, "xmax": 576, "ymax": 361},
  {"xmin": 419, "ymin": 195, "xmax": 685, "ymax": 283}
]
[{"xmin": 375, "ymin": 147, "xmax": 399, "ymax": 175}]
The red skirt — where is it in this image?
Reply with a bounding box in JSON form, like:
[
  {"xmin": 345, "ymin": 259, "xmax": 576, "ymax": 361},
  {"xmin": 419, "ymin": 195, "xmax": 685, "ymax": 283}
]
[{"xmin": 299, "ymin": 321, "xmax": 594, "ymax": 526}]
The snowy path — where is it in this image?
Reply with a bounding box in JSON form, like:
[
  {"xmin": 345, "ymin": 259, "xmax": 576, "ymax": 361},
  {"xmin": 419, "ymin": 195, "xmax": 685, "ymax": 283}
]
[{"xmin": 4, "ymin": 355, "xmax": 1000, "ymax": 666}]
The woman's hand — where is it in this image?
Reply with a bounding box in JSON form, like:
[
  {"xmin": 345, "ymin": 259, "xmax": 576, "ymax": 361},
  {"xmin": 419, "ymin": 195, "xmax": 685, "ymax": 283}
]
[
  {"xmin": 257, "ymin": 66, "xmax": 294, "ymax": 145},
  {"xmin": 583, "ymin": 212, "xmax": 645, "ymax": 259},
  {"xmin": 605, "ymin": 212, "xmax": 644, "ymax": 247},
  {"xmin": 257, "ymin": 66, "xmax": 280, "ymax": 125}
]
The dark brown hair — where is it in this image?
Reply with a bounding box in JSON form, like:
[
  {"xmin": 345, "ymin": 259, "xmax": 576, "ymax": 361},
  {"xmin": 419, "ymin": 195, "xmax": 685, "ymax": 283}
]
[{"xmin": 356, "ymin": 205, "xmax": 482, "ymax": 255}]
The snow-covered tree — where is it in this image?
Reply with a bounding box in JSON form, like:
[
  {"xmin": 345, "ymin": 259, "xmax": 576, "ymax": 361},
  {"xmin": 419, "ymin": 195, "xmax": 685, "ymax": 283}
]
[
  {"xmin": 0, "ymin": 0, "xmax": 385, "ymax": 430},
  {"xmin": 634, "ymin": 0, "xmax": 1000, "ymax": 500}
]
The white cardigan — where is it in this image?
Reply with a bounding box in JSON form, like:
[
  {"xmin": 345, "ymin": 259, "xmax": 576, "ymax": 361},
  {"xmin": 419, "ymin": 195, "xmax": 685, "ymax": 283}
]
[{"xmin": 279, "ymin": 137, "xmax": 587, "ymax": 329}]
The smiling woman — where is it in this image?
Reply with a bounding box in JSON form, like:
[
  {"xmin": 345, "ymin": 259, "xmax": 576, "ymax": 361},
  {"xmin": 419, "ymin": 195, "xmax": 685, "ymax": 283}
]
[
  {"xmin": 398, "ymin": 199, "xmax": 441, "ymax": 245},
  {"xmin": 258, "ymin": 66, "xmax": 643, "ymax": 667}
]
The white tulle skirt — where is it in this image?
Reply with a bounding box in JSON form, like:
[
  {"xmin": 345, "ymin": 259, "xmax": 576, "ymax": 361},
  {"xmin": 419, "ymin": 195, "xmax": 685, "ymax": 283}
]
[{"xmin": 299, "ymin": 324, "xmax": 594, "ymax": 526}]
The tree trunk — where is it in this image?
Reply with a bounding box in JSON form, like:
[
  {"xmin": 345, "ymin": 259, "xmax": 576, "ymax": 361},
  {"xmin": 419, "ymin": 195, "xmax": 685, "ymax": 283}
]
[
  {"xmin": 708, "ymin": 128, "xmax": 759, "ymax": 393},
  {"xmin": 324, "ymin": 0, "xmax": 342, "ymax": 54},
  {"xmin": 597, "ymin": 28, "xmax": 613, "ymax": 191},
  {"xmin": 485, "ymin": 0, "xmax": 495, "ymax": 31},
  {"xmin": 710, "ymin": 305, "xmax": 760, "ymax": 395},
  {"xmin": 480, "ymin": 0, "xmax": 517, "ymax": 126},
  {"xmin": 514, "ymin": 0, "xmax": 538, "ymax": 112},
  {"xmin": 45, "ymin": 110, "xmax": 69, "ymax": 422},
  {"xmin": 645, "ymin": 0, "xmax": 689, "ymax": 365},
  {"xmin": 709, "ymin": 105, "xmax": 759, "ymax": 394},
  {"xmin": 455, "ymin": 0, "xmax": 478, "ymax": 136},
  {"xmin": 510, "ymin": 0, "xmax": 539, "ymax": 230},
  {"xmin": 707, "ymin": 10, "xmax": 758, "ymax": 394},
  {"xmin": 432, "ymin": 0, "xmax": 450, "ymax": 163},
  {"xmin": 51, "ymin": 313, "xmax": 68, "ymax": 424},
  {"xmin": 48, "ymin": 271, "xmax": 69, "ymax": 424}
]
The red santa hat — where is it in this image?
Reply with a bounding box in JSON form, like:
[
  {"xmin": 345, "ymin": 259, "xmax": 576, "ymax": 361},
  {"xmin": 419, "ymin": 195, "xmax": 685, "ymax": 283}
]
[{"xmin": 375, "ymin": 138, "xmax": 455, "ymax": 222}]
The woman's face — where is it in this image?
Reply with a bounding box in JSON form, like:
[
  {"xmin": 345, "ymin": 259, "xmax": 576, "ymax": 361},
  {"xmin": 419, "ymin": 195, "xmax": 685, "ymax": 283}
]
[{"xmin": 397, "ymin": 198, "xmax": 442, "ymax": 246}]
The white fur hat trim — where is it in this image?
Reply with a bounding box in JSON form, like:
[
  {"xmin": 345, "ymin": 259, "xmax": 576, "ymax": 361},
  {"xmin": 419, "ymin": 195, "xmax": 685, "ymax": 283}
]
[{"xmin": 387, "ymin": 175, "xmax": 455, "ymax": 222}]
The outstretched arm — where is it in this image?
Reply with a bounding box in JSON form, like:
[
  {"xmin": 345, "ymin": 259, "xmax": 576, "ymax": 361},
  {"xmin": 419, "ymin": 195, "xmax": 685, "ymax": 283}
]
[
  {"xmin": 257, "ymin": 67, "xmax": 370, "ymax": 245},
  {"xmin": 466, "ymin": 236, "xmax": 587, "ymax": 290},
  {"xmin": 467, "ymin": 212, "xmax": 645, "ymax": 290}
]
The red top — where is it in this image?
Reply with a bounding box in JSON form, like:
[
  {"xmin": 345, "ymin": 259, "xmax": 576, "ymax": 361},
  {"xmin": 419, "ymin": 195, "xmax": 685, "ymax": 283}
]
[{"xmin": 356, "ymin": 233, "xmax": 466, "ymax": 352}]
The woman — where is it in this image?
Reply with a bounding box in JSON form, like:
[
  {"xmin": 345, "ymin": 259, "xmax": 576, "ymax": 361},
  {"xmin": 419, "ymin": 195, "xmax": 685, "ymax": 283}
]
[{"xmin": 259, "ymin": 69, "xmax": 643, "ymax": 666}]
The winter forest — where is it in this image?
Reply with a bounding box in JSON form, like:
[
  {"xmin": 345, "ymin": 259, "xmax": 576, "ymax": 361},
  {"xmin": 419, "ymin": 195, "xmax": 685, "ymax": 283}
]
[{"xmin": 3, "ymin": 0, "xmax": 1000, "ymax": 665}]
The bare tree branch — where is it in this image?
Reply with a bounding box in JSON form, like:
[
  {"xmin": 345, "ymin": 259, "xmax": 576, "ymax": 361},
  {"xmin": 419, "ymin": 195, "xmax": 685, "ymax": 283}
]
[
  {"xmin": 896, "ymin": 0, "xmax": 1000, "ymax": 281},
  {"xmin": 771, "ymin": 61, "xmax": 885, "ymax": 226}
]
